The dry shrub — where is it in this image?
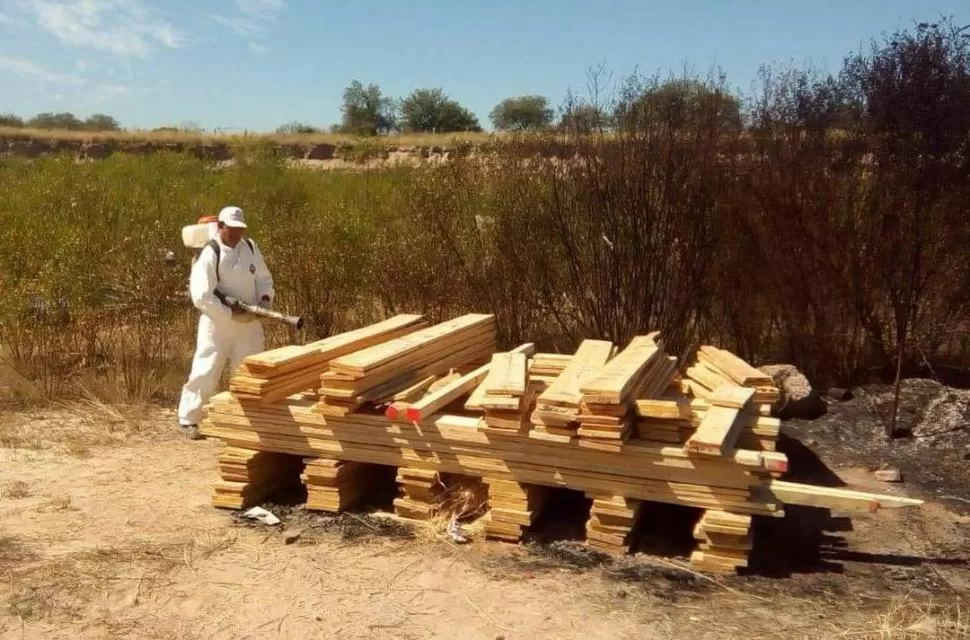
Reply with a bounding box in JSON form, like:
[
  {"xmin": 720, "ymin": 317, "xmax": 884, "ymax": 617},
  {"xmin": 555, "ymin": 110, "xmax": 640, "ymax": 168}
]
[{"xmin": 0, "ymin": 22, "xmax": 968, "ymax": 405}]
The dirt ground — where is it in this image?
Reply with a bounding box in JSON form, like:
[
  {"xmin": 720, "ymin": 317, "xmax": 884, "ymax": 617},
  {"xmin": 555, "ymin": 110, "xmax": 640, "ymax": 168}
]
[{"xmin": 1, "ymin": 403, "xmax": 968, "ymax": 640}]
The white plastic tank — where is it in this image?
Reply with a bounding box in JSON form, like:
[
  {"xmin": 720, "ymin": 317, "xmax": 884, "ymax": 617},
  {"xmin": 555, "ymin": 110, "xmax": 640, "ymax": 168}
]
[{"xmin": 181, "ymin": 215, "xmax": 218, "ymax": 249}]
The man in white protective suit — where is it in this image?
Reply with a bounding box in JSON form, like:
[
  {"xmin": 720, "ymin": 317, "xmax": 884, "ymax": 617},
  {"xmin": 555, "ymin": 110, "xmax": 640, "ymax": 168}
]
[{"xmin": 177, "ymin": 205, "xmax": 274, "ymax": 439}]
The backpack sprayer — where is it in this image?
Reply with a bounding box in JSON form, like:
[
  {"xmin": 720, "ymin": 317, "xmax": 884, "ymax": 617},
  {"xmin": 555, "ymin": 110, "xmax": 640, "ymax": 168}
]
[{"xmin": 181, "ymin": 215, "xmax": 305, "ymax": 331}]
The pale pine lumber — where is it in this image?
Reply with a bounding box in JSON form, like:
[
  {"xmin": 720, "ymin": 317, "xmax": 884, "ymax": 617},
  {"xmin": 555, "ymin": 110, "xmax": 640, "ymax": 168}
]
[
  {"xmin": 698, "ymin": 346, "xmax": 773, "ymax": 387},
  {"xmin": 244, "ymin": 314, "xmax": 426, "ymax": 372},
  {"xmin": 404, "ymin": 343, "xmax": 535, "ymax": 422},
  {"xmin": 580, "ymin": 336, "xmax": 660, "ymax": 404},
  {"xmin": 484, "ymin": 352, "xmax": 528, "ymax": 396},
  {"xmin": 761, "ymin": 480, "xmax": 924, "ymax": 513},
  {"xmin": 329, "ymin": 313, "xmax": 494, "ymax": 376},
  {"xmin": 684, "ymin": 405, "xmax": 742, "ymax": 457}
]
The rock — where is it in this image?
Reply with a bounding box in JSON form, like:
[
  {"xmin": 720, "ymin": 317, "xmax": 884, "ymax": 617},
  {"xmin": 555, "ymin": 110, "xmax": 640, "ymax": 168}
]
[
  {"xmin": 190, "ymin": 144, "xmax": 231, "ymax": 162},
  {"xmin": 875, "ymin": 468, "xmax": 903, "ymax": 483},
  {"xmin": 282, "ymin": 528, "xmax": 302, "ymax": 544},
  {"xmin": 306, "ymin": 143, "xmax": 335, "ymax": 160},
  {"xmin": 759, "ymin": 364, "xmax": 827, "ymax": 420},
  {"xmin": 82, "ymin": 143, "xmax": 113, "ymax": 160},
  {"xmin": 9, "ymin": 140, "xmax": 52, "ymax": 158},
  {"xmin": 826, "ymin": 387, "xmax": 852, "ymax": 402}
]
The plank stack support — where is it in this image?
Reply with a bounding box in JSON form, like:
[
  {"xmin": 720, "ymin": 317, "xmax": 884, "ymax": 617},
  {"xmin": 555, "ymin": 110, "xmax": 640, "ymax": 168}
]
[
  {"xmin": 685, "ymin": 346, "xmax": 780, "ymax": 416},
  {"xmin": 303, "ymin": 458, "xmax": 386, "ymax": 513},
  {"xmin": 394, "ymin": 468, "xmax": 442, "ymax": 521},
  {"xmin": 530, "ymin": 339, "xmax": 615, "ymax": 443},
  {"xmin": 690, "ymin": 510, "xmax": 754, "ymax": 573},
  {"xmin": 578, "ymin": 334, "xmax": 678, "ymax": 451},
  {"xmin": 230, "ymin": 314, "xmax": 426, "ymax": 404},
  {"xmin": 319, "ymin": 313, "xmax": 496, "ymax": 417},
  {"xmin": 482, "ymin": 479, "xmax": 551, "ymax": 542},
  {"xmin": 585, "ymin": 494, "xmax": 644, "ymax": 554},
  {"xmin": 211, "ymin": 447, "xmax": 303, "ymax": 509}
]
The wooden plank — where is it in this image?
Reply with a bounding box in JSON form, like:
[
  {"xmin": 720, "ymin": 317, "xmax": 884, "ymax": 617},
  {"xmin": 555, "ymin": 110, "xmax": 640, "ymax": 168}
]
[
  {"xmin": 536, "ymin": 340, "xmax": 615, "ymax": 407},
  {"xmin": 244, "ymin": 314, "xmax": 426, "ymax": 372},
  {"xmin": 484, "ymin": 352, "xmax": 528, "ymax": 396},
  {"xmin": 684, "ymin": 406, "xmax": 741, "ymax": 457},
  {"xmin": 580, "ymin": 336, "xmax": 660, "ymax": 404},
  {"xmin": 330, "ymin": 314, "xmax": 494, "ymax": 376},
  {"xmin": 709, "ymin": 385, "xmax": 756, "ymax": 410},
  {"xmin": 404, "ymin": 343, "xmax": 535, "ymax": 422},
  {"xmin": 761, "ymin": 480, "xmax": 924, "ymax": 513},
  {"xmin": 698, "ymin": 346, "xmax": 773, "ymax": 387}
]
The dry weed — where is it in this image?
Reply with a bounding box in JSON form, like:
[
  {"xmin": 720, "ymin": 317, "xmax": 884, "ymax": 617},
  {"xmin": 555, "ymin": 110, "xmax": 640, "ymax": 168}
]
[
  {"xmin": 34, "ymin": 496, "xmax": 75, "ymax": 513},
  {"xmin": 1, "ymin": 480, "xmax": 30, "ymax": 499},
  {"xmin": 822, "ymin": 596, "xmax": 969, "ymax": 639},
  {"xmin": 3, "ymin": 533, "xmax": 238, "ymax": 623}
]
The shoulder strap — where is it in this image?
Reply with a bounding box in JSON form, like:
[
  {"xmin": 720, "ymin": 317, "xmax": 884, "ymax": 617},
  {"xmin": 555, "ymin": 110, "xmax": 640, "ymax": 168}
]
[
  {"xmin": 204, "ymin": 238, "xmax": 254, "ymax": 283},
  {"xmin": 206, "ymin": 239, "xmax": 221, "ymax": 282}
]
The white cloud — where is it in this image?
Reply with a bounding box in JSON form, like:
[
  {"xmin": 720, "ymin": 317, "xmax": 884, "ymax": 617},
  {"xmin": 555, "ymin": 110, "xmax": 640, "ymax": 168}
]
[
  {"xmin": 0, "ymin": 12, "xmax": 12, "ymax": 24},
  {"xmin": 0, "ymin": 55, "xmax": 86, "ymax": 84},
  {"xmin": 212, "ymin": 0, "xmax": 284, "ymax": 53},
  {"xmin": 23, "ymin": 0, "xmax": 185, "ymax": 58}
]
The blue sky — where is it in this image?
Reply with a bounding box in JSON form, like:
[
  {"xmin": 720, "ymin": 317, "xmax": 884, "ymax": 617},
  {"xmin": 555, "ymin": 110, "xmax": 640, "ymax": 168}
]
[{"xmin": 0, "ymin": 0, "xmax": 967, "ymax": 132}]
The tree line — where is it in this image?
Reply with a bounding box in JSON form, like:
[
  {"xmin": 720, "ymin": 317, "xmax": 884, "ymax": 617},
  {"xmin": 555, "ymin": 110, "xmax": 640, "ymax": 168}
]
[
  {"xmin": 0, "ymin": 77, "xmax": 745, "ymax": 137},
  {"xmin": 0, "ymin": 112, "xmax": 121, "ymax": 132}
]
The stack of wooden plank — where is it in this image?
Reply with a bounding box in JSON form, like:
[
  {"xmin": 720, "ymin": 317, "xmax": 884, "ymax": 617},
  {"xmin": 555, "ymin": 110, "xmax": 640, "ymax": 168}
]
[
  {"xmin": 201, "ymin": 392, "xmax": 791, "ymax": 517},
  {"xmin": 684, "ymin": 385, "xmax": 757, "ymax": 457},
  {"xmin": 482, "ymin": 479, "xmax": 551, "ymax": 542},
  {"xmin": 200, "ymin": 310, "xmax": 925, "ymax": 572},
  {"xmin": 530, "ymin": 340, "xmax": 615, "ymax": 443},
  {"xmin": 394, "ymin": 468, "xmax": 442, "ymax": 520},
  {"xmin": 319, "ymin": 314, "xmax": 496, "ymax": 417},
  {"xmin": 303, "ymin": 458, "xmax": 386, "ymax": 513},
  {"xmin": 636, "ymin": 399, "xmax": 786, "ymax": 473},
  {"xmin": 474, "ymin": 351, "xmax": 535, "ymax": 433},
  {"xmin": 635, "ymin": 393, "xmax": 705, "ymax": 443},
  {"xmin": 684, "ymin": 346, "xmax": 780, "ymax": 416},
  {"xmin": 230, "ymin": 314, "xmax": 426, "ymax": 404},
  {"xmin": 210, "ymin": 447, "xmax": 303, "ymax": 509},
  {"xmin": 393, "ymin": 343, "xmax": 535, "ymax": 423},
  {"xmin": 577, "ymin": 335, "xmax": 679, "ymax": 451},
  {"xmin": 529, "ymin": 353, "xmax": 573, "ymax": 380},
  {"xmin": 690, "ymin": 510, "xmax": 753, "ymax": 573},
  {"xmin": 585, "ymin": 493, "xmax": 644, "ymax": 554}
]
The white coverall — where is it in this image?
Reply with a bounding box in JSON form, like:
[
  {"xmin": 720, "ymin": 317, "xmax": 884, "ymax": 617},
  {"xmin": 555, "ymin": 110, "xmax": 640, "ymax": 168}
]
[{"xmin": 177, "ymin": 237, "xmax": 274, "ymax": 426}]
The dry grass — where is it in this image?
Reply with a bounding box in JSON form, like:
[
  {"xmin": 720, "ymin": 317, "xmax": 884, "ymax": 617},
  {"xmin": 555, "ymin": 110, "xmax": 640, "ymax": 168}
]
[
  {"xmin": 826, "ymin": 596, "xmax": 969, "ymax": 639},
  {"xmin": 1, "ymin": 480, "xmax": 30, "ymax": 499},
  {"xmin": 2, "ymin": 533, "xmax": 237, "ymax": 624},
  {"xmin": 0, "ymin": 125, "xmax": 502, "ymax": 148},
  {"xmin": 0, "ymin": 400, "xmax": 172, "ymax": 453}
]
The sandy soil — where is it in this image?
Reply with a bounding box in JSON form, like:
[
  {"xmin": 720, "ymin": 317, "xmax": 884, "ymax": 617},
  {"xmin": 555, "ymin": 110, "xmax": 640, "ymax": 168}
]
[{"xmin": 1, "ymin": 405, "xmax": 968, "ymax": 640}]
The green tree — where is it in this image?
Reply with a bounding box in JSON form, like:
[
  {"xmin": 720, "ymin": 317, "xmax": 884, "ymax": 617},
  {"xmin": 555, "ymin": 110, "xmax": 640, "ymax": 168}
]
[
  {"xmin": 84, "ymin": 113, "xmax": 121, "ymax": 131},
  {"xmin": 489, "ymin": 95, "xmax": 554, "ymax": 131},
  {"xmin": 615, "ymin": 79, "xmax": 742, "ymax": 131},
  {"xmin": 340, "ymin": 80, "xmax": 397, "ymax": 135},
  {"xmin": 399, "ymin": 88, "xmax": 481, "ymax": 132},
  {"xmin": 0, "ymin": 113, "xmax": 24, "ymax": 128},
  {"xmin": 27, "ymin": 112, "xmax": 84, "ymax": 130},
  {"xmin": 276, "ymin": 121, "xmax": 320, "ymax": 135}
]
